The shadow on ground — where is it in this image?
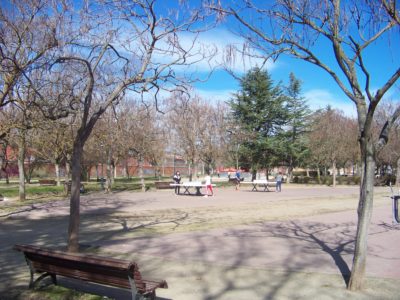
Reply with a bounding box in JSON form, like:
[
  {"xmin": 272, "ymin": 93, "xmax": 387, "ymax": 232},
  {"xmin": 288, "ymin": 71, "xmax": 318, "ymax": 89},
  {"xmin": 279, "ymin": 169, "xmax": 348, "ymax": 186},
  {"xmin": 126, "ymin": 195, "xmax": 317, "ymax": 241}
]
[{"xmin": 1, "ymin": 193, "xmax": 399, "ymax": 299}]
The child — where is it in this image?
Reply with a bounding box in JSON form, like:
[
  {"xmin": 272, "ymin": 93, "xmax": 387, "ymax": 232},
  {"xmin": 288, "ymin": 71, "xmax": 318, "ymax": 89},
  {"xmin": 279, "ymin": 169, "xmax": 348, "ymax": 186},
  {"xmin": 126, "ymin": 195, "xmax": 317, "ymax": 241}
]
[{"xmin": 204, "ymin": 173, "xmax": 213, "ymax": 197}]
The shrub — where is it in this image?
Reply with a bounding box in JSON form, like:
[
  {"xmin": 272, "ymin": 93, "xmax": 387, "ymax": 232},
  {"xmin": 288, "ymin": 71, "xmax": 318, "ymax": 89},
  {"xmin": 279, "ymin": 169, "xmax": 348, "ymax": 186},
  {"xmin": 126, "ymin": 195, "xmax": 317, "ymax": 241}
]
[
  {"xmin": 293, "ymin": 171, "xmax": 307, "ymax": 177},
  {"xmin": 375, "ymin": 174, "xmax": 396, "ymax": 186}
]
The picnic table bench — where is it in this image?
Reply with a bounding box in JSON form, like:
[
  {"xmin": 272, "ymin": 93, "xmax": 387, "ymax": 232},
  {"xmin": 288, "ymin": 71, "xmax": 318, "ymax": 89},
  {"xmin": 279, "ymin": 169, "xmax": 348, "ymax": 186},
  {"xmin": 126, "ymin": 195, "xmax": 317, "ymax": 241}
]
[
  {"xmin": 170, "ymin": 182, "xmax": 216, "ymax": 196},
  {"xmin": 242, "ymin": 180, "xmax": 277, "ymax": 192},
  {"xmin": 14, "ymin": 244, "xmax": 167, "ymax": 300}
]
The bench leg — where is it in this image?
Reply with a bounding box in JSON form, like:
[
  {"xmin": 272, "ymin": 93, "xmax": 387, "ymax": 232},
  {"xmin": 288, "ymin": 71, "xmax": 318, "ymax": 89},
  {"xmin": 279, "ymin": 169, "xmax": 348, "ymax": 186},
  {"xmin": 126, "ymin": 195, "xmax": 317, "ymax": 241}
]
[
  {"xmin": 51, "ymin": 273, "xmax": 57, "ymax": 285},
  {"xmin": 27, "ymin": 260, "xmax": 35, "ymax": 289},
  {"xmin": 128, "ymin": 275, "xmax": 144, "ymax": 300},
  {"xmin": 26, "ymin": 259, "xmax": 56, "ymax": 289},
  {"xmin": 128, "ymin": 275, "xmax": 156, "ymax": 300},
  {"xmin": 252, "ymin": 184, "xmax": 257, "ymax": 191}
]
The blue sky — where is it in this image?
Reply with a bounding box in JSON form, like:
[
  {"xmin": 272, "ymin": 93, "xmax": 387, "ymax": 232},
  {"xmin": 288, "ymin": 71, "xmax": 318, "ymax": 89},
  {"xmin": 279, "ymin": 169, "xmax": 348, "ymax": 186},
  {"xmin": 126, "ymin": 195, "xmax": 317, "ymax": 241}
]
[{"xmin": 182, "ymin": 18, "xmax": 399, "ymax": 117}]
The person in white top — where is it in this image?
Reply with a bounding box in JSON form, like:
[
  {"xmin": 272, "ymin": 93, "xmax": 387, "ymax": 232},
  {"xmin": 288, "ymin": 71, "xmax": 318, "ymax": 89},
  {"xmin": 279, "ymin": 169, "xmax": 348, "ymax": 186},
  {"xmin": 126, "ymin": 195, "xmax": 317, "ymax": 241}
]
[{"xmin": 204, "ymin": 173, "xmax": 213, "ymax": 197}]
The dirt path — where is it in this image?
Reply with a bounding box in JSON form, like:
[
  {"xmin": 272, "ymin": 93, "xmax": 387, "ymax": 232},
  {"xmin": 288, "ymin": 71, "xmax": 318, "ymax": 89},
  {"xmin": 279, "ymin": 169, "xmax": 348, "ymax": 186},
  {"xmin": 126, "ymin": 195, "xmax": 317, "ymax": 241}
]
[{"xmin": 1, "ymin": 185, "xmax": 399, "ymax": 299}]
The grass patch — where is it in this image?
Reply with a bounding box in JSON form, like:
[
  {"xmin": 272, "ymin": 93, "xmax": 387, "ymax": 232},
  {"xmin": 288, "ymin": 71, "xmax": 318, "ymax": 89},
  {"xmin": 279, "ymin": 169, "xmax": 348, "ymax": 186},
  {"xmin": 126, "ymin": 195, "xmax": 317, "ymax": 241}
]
[
  {"xmin": 13, "ymin": 285, "xmax": 107, "ymax": 300},
  {"xmin": 0, "ymin": 185, "xmax": 65, "ymax": 198}
]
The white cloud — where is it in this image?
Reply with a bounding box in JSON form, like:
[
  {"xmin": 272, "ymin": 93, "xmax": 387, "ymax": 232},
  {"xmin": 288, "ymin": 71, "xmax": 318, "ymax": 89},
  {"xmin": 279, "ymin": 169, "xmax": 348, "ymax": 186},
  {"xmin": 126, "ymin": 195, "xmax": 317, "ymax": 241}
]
[
  {"xmin": 304, "ymin": 89, "xmax": 357, "ymax": 117},
  {"xmin": 193, "ymin": 29, "xmax": 275, "ymax": 73},
  {"xmin": 151, "ymin": 28, "xmax": 275, "ymax": 75},
  {"xmin": 195, "ymin": 88, "xmax": 236, "ymax": 103}
]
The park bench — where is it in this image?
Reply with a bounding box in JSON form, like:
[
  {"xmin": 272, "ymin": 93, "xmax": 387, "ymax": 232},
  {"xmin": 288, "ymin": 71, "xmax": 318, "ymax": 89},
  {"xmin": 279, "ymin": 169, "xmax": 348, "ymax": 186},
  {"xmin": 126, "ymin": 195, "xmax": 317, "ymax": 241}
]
[
  {"xmin": 154, "ymin": 181, "xmax": 174, "ymax": 189},
  {"xmin": 13, "ymin": 244, "xmax": 168, "ymax": 300},
  {"xmin": 38, "ymin": 179, "xmax": 57, "ymax": 186}
]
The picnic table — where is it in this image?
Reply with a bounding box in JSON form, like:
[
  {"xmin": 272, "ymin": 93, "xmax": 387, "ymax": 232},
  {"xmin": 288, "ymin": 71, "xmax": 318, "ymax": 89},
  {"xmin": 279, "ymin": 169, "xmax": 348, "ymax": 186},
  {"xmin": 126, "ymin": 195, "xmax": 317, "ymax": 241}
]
[
  {"xmin": 242, "ymin": 180, "xmax": 277, "ymax": 192},
  {"xmin": 170, "ymin": 182, "xmax": 216, "ymax": 196}
]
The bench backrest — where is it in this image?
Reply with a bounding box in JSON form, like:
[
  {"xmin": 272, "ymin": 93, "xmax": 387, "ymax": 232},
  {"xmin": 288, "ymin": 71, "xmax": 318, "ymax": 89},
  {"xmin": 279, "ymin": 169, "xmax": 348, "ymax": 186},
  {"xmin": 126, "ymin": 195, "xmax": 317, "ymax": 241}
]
[
  {"xmin": 14, "ymin": 244, "xmax": 146, "ymax": 291},
  {"xmin": 39, "ymin": 179, "xmax": 56, "ymax": 185}
]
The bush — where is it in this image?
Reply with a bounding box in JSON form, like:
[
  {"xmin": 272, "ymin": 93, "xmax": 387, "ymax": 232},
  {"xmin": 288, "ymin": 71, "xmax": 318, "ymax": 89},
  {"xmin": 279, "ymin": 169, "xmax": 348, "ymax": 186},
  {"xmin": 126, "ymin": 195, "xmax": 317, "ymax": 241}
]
[
  {"xmin": 346, "ymin": 176, "xmax": 361, "ymax": 185},
  {"xmin": 293, "ymin": 171, "xmax": 307, "ymax": 177},
  {"xmin": 321, "ymin": 176, "xmax": 333, "ymax": 186},
  {"xmin": 337, "ymin": 176, "xmax": 345, "ymax": 185},
  {"xmin": 375, "ymin": 174, "xmax": 396, "ymax": 186}
]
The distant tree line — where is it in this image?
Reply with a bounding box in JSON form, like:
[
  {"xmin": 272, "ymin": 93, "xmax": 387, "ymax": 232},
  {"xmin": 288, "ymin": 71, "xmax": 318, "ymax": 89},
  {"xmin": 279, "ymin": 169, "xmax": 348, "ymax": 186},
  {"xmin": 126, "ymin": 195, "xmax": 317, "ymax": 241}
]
[{"xmin": 2, "ymin": 67, "xmax": 398, "ymax": 191}]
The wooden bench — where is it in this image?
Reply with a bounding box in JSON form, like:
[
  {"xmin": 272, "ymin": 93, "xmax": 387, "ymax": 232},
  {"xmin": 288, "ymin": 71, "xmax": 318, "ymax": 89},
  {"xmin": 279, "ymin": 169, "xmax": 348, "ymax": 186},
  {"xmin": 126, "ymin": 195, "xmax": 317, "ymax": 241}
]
[
  {"xmin": 14, "ymin": 244, "xmax": 167, "ymax": 300},
  {"xmin": 154, "ymin": 181, "xmax": 174, "ymax": 189},
  {"xmin": 38, "ymin": 179, "xmax": 57, "ymax": 186}
]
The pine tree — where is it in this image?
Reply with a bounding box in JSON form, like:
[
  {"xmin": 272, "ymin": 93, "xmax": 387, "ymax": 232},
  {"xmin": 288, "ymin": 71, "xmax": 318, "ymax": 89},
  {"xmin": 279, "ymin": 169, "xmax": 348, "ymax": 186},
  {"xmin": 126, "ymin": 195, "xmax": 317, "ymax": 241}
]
[
  {"xmin": 229, "ymin": 67, "xmax": 288, "ymax": 177},
  {"xmin": 283, "ymin": 73, "xmax": 311, "ymax": 182}
]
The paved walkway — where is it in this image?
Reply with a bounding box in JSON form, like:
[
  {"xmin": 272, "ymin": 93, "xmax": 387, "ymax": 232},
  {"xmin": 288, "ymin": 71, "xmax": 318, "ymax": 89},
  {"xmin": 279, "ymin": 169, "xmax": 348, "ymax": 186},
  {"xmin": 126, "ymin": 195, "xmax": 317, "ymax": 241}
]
[{"xmin": 0, "ymin": 185, "xmax": 399, "ymax": 299}]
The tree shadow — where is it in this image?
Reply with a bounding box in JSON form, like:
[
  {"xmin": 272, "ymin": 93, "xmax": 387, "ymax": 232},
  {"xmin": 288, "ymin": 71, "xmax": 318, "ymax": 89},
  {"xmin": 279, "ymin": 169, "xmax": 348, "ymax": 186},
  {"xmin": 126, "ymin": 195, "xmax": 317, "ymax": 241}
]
[{"xmin": 2, "ymin": 194, "xmax": 398, "ymax": 299}]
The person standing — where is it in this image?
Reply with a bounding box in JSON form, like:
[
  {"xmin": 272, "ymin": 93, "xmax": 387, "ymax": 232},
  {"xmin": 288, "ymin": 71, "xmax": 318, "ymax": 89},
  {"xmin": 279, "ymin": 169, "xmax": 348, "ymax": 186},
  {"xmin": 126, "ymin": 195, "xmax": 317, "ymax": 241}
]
[
  {"xmin": 173, "ymin": 171, "xmax": 181, "ymax": 194},
  {"xmin": 204, "ymin": 173, "xmax": 213, "ymax": 197},
  {"xmin": 276, "ymin": 172, "xmax": 283, "ymax": 192},
  {"xmin": 235, "ymin": 169, "xmax": 241, "ymax": 190}
]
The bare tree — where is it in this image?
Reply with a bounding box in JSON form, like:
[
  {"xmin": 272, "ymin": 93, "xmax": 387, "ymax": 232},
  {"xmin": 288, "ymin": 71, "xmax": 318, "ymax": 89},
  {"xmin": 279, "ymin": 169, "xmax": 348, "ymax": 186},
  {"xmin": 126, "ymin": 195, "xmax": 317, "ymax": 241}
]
[
  {"xmin": 116, "ymin": 99, "xmax": 166, "ymax": 191},
  {"xmin": 166, "ymin": 92, "xmax": 205, "ymax": 180},
  {"xmin": 0, "ymin": 0, "xmax": 60, "ymax": 109},
  {"xmin": 209, "ymin": 0, "xmax": 400, "ymax": 290},
  {"xmin": 30, "ymin": 119, "xmax": 73, "ymax": 186},
  {"xmin": 376, "ymin": 101, "xmax": 400, "ymax": 185},
  {"xmin": 198, "ymin": 101, "xmax": 229, "ymax": 174},
  {"xmin": 308, "ymin": 108, "xmax": 358, "ymax": 186},
  {"xmin": 41, "ymin": 0, "xmax": 213, "ymax": 252}
]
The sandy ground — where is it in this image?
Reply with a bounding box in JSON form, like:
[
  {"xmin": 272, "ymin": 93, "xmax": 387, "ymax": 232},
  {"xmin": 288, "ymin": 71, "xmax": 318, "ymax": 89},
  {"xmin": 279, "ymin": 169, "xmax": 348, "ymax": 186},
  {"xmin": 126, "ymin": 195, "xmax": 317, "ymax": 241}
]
[{"xmin": 0, "ymin": 184, "xmax": 399, "ymax": 299}]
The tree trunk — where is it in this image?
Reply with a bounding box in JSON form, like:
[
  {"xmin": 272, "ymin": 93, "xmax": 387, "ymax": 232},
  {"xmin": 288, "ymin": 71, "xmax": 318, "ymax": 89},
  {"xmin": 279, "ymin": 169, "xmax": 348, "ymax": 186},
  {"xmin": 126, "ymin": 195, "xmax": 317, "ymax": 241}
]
[
  {"xmin": 396, "ymin": 157, "xmax": 400, "ymax": 188},
  {"xmin": 125, "ymin": 162, "xmax": 130, "ymax": 179},
  {"xmin": 287, "ymin": 166, "xmax": 293, "ymax": 184},
  {"xmin": 55, "ymin": 163, "xmax": 61, "ymax": 186},
  {"xmin": 106, "ymin": 149, "xmax": 112, "ymax": 192},
  {"xmin": 95, "ymin": 164, "xmax": 99, "ymax": 181},
  {"xmin": 139, "ymin": 155, "xmax": 145, "ymax": 192},
  {"xmin": 65, "ymin": 156, "xmax": 71, "ymax": 181},
  {"xmin": 252, "ymin": 169, "xmax": 257, "ymax": 180},
  {"xmin": 348, "ymin": 137, "xmax": 376, "ymax": 290},
  {"xmin": 332, "ymin": 160, "xmax": 337, "ymax": 188},
  {"xmin": 317, "ymin": 167, "xmax": 321, "ymax": 184},
  {"xmin": 67, "ymin": 140, "xmax": 83, "ymax": 253},
  {"xmin": 17, "ymin": 133, "xmax": 26, "ymax": 201},
  {"xmin": 4, "ymin": 167, "xmax": 9, "ymax": 184}
]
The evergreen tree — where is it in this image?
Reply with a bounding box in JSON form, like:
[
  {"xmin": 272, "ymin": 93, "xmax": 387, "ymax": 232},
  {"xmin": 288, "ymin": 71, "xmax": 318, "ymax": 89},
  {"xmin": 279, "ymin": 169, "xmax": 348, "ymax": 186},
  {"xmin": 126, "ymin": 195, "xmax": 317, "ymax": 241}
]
[
  {"xmin": 282, "ymin": 73, "xmax": 311, "ymax": 182},
  {"xmin": 229, "ymin": 67, "xmax": 288, "ymax": 178}
]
